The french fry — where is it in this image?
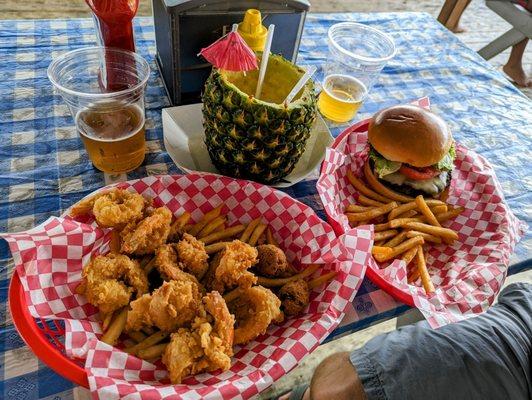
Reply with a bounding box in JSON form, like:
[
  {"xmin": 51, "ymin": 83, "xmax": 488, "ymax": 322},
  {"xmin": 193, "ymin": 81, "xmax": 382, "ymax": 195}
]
[
  {"xmin": 102, "ymin": 311, "xmax": 114, "ymax": 332},
  {"xmin": 402, "ymin": 222, "xmax": 458, "ymax": 242},
  {"xmin": 374, "ymin": 229, "xmax": 398, "ymax": 241},
  {"xmin": 125, "ymin": 331, "xmax": 169, "ymax": 355},
  {"xmin": 351, "ymin": 220, "xmax": 370, "ymax": 228},
  {"xmin": 395, "ymin": 209, "xmax": 418, "ymax": 219},
  {"xmin": 388, "ymin": 199, "xmax": 444, "ymax": 221},
  {"xmin": 400, "ymin": 246, "xmax": 419, "ymax": 265},
  {"xmin": 123, "ymin": 339, "xmax": 136, "ymax": 348},
  {"xmin": 139, "ymin": 256, "xmax": 152, "ymax": 268},
  {"xmin": 170, "ymin": 211, "xmax": 191, "ymax": 233},
  {"xmin": 198, "ymin": 216, "xmax": 226, "ymax": 239},
  {"xmin": 406, "ymin": 230, "xmax": 442, "ymax": 244},
  {"xmin": 434, "ymin": 207, "xmax": 465, "ymax": 223},
  {"xmin": 142, "ymin": 327, "xmax": 155, "ymax": 336},
  {"xmin": 205, "ymin": 241, "xmax": 229, "ymax": 254},
  {"xmin": 129, "ymin": 331, "xmax": 147, "ymax": 343},
  {"xmin": 357, "ymin": 194, "xmax": 385, "ymax": 207},
  {"xmin": 188, "ymin": 205, "xmax": 223, "ymax": 237},
  {"xmin": 239, "ymin": 218, "xmax": 261, "ymax": 243},
  {"xmin": 143, "ymin": 257, "xmax": 156, "ymax": 275},
  {"xmin": 308, "ymin": 271, "xmax": 337, "ymax": 289},
  {"xmin": 346, "ymin": 204, "xmax": 372, "ymax": 213},
  {"xmin": 248, "ymin": 223, "xmax": 267, "ymax": 246},
  {"xmin": 439, "ymin": 186, "xmax": 450, "ymax": 203},
  {"xmin": 266, "ymin": 228, "xmax": 278, "ymax": 246},
  {"xmin": 415, "ymin": 245, "xmax": 434, "ymax": 293},
  {"xmin": 346, "ymin": 202, "xmax": 398, "ymax": 223},
  {"xmin": 137, "ymin": 343, "xmax": 168, "ymax": 360},
  {"xmin": 212, "ymin": 223, "xmax": 225, "ymax": 233},
  {"xmin": 200, "ymin": 224, "xmax": 245, "ymax": 245},
  {"xmin": 346, "ymin": 170, "xmax": 395, "ymax": 203},
  {"xmin": 257, "ymin": 264, "xmax": 320, "ymax": 287},
  {"xmin": 109, "ymin": 230, "xmax": 121, "ymax": 253},
  {"xmin": 430, "ymin": 205, "xmax": 447, "ymax": 214},
  {"xmin": 363, "ymin": 161, "xmax": 413, "ymax": 203},
  {"xmin": 223, "ymin": 288, "xmax": 241, "ymax": 303},
  {"xmin": 374, "ymin": 236, "xmax": 424, "ymax": 262},
  {"xmin": 374, "ymin": 240, "xmax": 386, "ymax": 246},
  {"xmin": 383, "ymin": 231, "xmax": 408, "ymax": 247},
  {"xmin": 374, "ymin": 222, "xmax": 390, "ymax": 232},
  {"xmin": 389, "ymin": 217, "xmax": 424, "ymax": 228},
  {"xmin": 415, "ymin": 195, "xmax": 441, "ymax": 227},
  {"xmin": 101, "ymin": 307, "xmax": 128, "ymax": 346}
]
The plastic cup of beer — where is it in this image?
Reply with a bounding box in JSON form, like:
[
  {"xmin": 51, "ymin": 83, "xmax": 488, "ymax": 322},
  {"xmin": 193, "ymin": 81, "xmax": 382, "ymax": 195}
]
[
  {"xmin": 48, "ymin": 47, "xmax": 150, "ymax": 173},
  {"xmin": 318, "ymin": 22, "xmax": 396, "ymax": 123}
]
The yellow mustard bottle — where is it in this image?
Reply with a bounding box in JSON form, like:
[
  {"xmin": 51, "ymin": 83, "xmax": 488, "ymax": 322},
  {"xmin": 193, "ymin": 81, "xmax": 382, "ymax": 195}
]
[{"xmin": 237, "ymin": 9, "xmax": 267, "ymax": 52}]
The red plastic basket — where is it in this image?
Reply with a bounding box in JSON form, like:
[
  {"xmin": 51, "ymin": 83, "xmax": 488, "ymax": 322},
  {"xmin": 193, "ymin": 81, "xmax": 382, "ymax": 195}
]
[
  {"xmin": 320, "ymin": 119, "xmax": 416, "ymax": 307},
  {"xmin": 9, "ymin": 271, "xmax": 89, "ymax": 388}
]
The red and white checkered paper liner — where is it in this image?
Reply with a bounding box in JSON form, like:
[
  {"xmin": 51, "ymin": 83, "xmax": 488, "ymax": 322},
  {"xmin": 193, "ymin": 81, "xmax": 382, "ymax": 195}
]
[
  {"xmin": 317, "ymin": 97, "xmax": 526, "ymax": 328},
  {"xmin": 2, "ymin": 173, "xmax": 373, "ymax": 399}
]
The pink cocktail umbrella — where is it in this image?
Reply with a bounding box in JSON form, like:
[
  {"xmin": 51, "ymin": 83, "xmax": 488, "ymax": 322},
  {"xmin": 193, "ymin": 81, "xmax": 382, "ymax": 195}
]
[{"xmin": 198, "ymin": 25, "xmax": 258, "ymax": 72}]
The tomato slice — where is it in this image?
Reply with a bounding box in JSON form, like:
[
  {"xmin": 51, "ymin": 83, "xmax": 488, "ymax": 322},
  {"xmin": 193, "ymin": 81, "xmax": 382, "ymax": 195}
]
[{"xmin": 399, "ymin": 165, "xmax": 440, "ymax": 180}]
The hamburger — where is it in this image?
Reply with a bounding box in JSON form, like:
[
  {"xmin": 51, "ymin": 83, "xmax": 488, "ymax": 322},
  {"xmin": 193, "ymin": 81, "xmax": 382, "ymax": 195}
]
[{"xmin": 367, "ymin": 105, "xmax": 455, "ymax": 198}]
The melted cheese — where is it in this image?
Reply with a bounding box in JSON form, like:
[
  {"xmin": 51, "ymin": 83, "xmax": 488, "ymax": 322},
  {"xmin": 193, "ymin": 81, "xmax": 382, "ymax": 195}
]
[{"xmin": 381, "ymin": 171, "xmax": 448, "ymax": 195}]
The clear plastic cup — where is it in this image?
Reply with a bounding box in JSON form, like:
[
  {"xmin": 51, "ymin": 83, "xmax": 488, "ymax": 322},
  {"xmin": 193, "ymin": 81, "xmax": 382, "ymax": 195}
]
[
  {"xmin": 48, "ymin": 47, "xmax": 150, "ymax": 173},
  {"xmin": 317, "ymin": 22, "xmax": 396, "ymax": 123}
]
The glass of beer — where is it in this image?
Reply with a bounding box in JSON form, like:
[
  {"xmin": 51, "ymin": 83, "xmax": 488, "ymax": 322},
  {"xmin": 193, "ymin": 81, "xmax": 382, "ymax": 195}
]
[
  {"xmin": 48, "ymin": 47, "xmax": 150, "ymax": 173},
  {"xmin": 318, "ymin": 22, "xmax": 396, "ymax": 123}
]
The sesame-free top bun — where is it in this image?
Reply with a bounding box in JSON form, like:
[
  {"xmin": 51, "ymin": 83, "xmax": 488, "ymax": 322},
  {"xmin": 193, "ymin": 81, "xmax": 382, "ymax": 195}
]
[{"xmin": 368, "ymin": 105, "xmax": 453, "ymax": 167}]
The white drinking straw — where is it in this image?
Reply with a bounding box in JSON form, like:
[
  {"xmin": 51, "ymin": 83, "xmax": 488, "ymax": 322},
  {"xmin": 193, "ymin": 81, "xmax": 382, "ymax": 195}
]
[
  {"xmin": 283, "ymin": 65, "xmax": 317, "ymax": 104},
  {"xmin": 254, "ymin": 24, "xmax": 275, "ymax": 99}
]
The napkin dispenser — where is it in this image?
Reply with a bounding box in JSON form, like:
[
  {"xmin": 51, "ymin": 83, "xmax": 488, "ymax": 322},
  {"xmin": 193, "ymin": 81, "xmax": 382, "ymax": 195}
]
[{"xmin": 152, "ymin": 0, "xmax": 310, "ymax": 105}]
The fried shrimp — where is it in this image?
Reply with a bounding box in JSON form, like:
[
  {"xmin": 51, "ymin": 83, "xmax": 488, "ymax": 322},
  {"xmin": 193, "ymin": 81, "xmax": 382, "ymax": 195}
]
[
  {"xmin": 126, "ymin": 280, "xmax": 202, "ymax": 332},
  {"xmin": 121, "ymin": 207, "xmax": 173, "ymax": 255},
  {"xmin": 162, "ymin": 292, "xmax": 234, "ymax": 384},
  {"xmin": 154, "ymin": 244, "xmax": 200, "ymax": 286},
  {"xmin": 91, "ymin": 189, "xmax": 146, "ymax": 227},
  {"xmin": 149, "ymin": 280, "xmax": 202, "ymax": 332},
  {"xmin": 126, "ymin": 293, "xmax": 152, "ymax": 332},
  {"xmin": 81, "ymin": 253, "xmax": 148, "ymax": 315},
  {"xmin": 201, "ymin": 291, "xmax": 234, "ymax": 356},
  {"xmin": 176, "ymin": 233, "xmax": 209, "ymax": 280},
  {"xmin": 278, "ymin": 279, "xmax": 310, "ymax": 316},
  {"xmin": 206, "ymin": 240, "xmax": 258, "ymax": 294},
  {"xmin": 228, "ymin": 286, "xmax": 283, "ymax": 345},
  {"xmin": 255, "ymin": 244, "xmax": 295, "ymax": 278}
]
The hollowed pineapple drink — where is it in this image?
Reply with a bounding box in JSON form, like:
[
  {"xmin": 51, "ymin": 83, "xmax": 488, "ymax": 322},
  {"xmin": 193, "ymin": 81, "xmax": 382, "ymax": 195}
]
[{"xmin": 202, "ymin": 54, "xmax": 317, "ymax": 184}]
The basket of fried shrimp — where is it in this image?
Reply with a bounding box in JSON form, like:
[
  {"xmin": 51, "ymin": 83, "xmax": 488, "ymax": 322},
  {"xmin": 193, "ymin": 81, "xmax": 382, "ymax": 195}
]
[
  {"xmin": 317, "ymin": 107, "xmax": 525, "ymax": 328},
  {"xmin": 3, "ymin": 173, "xmax": 372, "ymax": 399}
]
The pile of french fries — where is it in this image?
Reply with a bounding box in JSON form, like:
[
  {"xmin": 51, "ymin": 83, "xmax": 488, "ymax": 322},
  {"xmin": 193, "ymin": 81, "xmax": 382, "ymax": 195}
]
[
  {"xmin": 100, "ymin": 204, "xmax": 336, "ymax": 359},
  {"xmin": 345, "ymin": 166, "xmax": 464, "ymax": 294}
]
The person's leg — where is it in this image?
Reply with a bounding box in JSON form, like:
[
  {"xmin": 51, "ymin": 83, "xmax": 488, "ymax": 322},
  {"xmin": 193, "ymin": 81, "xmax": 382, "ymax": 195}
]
[
  {"xmin": 502, "ymin": 38, "xmax": 531, "ymax": 87},
  {"xmin": 309, "ymin": 352, "xmax": 367, "ymax": 400},
  {"xmin": 278, "ymin": 352, "xmax": 366, "ymax": 400},
  {"xmin": 437, "ymin": 0, "xmax": 459, "ymax": 26},
  {"xmin": 278, "ymin": 283, "xmax": 531, "ymax": 400},
  {"xmin": 445, "ymin": 0, "xmax": 472, "ymax": 33}
]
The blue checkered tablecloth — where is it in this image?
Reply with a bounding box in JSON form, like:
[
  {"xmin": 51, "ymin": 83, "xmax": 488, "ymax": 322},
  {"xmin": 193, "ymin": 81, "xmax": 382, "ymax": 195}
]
[{"xmin": 0, "ymin": 12, "xmax": 530, "ymax": 399}]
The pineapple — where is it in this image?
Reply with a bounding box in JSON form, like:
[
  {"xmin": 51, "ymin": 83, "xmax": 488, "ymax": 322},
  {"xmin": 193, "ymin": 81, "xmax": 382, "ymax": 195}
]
[{"xmin": 202, "ymin": 54, "xmax": 317, "ymax": 184}]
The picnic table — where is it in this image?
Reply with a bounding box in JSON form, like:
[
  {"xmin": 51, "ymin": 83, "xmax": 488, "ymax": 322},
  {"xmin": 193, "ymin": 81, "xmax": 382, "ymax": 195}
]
[{"xmin": 0, "ymin": 12, "xmax": 530, "ymax": 399}]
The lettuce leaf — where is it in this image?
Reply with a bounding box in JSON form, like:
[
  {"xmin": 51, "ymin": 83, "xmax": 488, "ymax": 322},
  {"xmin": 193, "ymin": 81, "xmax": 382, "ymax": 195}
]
[
  {"xmin": 369, "ymin": 147, "xmax": 402, "ymax": 178},
  {"xmin": 434, "ymin": 142, "xmax": 456, "ymax": 171}
]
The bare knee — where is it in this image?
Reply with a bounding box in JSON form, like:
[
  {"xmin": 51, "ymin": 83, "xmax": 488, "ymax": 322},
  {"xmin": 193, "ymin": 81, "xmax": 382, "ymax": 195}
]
[{"xmin": 309, "ymin": 352, "xmax": 367, "ymax": 400}]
